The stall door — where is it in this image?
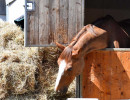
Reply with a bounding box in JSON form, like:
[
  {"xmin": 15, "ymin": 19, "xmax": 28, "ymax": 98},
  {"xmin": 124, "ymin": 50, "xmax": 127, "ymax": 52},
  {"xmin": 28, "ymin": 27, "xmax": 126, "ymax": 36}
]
[{"xmin": 25, "ymin": 0, "xmax": 84, "ymax": 47}]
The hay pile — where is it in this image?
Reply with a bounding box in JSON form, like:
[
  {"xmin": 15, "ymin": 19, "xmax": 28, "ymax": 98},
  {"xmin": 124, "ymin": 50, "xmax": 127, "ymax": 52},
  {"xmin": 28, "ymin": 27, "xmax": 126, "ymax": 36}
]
[
  {"xmin": 0, "ymin": 20, "xmax": 39, "ymax": 98},
  {"xmin": 0, "ymin": 20, "xmax": 75, "ymax": 100}
]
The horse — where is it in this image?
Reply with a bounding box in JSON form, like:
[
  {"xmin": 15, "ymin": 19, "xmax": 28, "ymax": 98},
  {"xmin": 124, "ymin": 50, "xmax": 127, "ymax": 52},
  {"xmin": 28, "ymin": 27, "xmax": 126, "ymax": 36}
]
[{"xmin": 54, "ymin": 15, "xmax": 130, "ymax": 94}]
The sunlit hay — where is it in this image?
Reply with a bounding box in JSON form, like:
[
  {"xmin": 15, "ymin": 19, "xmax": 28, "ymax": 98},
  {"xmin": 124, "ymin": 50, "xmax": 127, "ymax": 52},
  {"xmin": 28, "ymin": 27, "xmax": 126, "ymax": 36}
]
[
  {"xmin": 0, "ymin": 20, "xmax": 24, "ymax": 49},
  {"xmin": 0, "ymin": 54, "xmax": 9, "ymax": 63},
  {"xmin": 0, "ymin": 49, "xmax": 43, "ymax": 95},
  {"xmin": 0, "ymin": 50, "xmax": 38, "ymax": 96},
  {"xmin": 0, "ymin": 66, "xmax": 7, "ymax": 99},
  {"xmin": 3, "ymin": 63, "xmax": 36, "ymax": 94},
  {"xmin": 0, "ymin": 20, "xmax": 76, "ymax": 99},
  {"xmin": 0, "ymin": 20, "xmax": 39, "ymax": 98},
  {"xmin": 8, "ymin": 64, "xmax": 36, "ymax": 93},
  {"xmin": 0, "ymin": 20, "xmax": 9, "ymax": 29},
  {"xmin": 37, "ymin": 47, "xmax": 76, "ymax": 100}
]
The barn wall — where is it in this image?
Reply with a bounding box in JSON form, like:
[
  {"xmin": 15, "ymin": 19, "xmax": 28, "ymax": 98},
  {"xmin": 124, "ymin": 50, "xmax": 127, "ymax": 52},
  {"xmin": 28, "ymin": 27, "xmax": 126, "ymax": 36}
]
[
  {"xmin": 82, "ymin": 50, "xmax": 130, "ymax": 100},
  {"xmin": 85, "ymin": 0, "xmax": 130, "ymax": 24},
  {"xmin": 26, "ymin": 0, "xmax": 130, "ymax": 46},
  {"xmin": 26, "ymin": 0, "xmax": 84, "ymax": 46}
]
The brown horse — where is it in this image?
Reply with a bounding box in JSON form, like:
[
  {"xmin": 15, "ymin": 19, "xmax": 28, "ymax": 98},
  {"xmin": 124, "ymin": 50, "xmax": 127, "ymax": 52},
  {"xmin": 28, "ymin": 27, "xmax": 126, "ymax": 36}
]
[{"xmin": 54, "ymin": 15, "xmax": 130, "ymax": 93}]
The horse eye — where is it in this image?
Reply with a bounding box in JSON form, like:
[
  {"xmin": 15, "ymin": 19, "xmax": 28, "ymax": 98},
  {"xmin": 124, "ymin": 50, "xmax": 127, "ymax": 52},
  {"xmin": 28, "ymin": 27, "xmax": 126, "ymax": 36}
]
[{"xmin": 67, "ymin": 67, "xmax": 72, "ymax": 71}]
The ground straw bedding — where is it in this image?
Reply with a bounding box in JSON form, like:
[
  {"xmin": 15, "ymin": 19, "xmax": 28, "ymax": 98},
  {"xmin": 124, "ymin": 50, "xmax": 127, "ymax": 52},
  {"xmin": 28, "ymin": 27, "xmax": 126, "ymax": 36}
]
[{"xmin": 0, "ymin": 20, "xmax": 75, "ymax": 100}]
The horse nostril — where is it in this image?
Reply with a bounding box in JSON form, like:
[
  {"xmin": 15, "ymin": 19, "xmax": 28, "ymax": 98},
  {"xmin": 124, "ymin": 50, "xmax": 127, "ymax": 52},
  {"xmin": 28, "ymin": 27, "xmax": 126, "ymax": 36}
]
[
  {"xmin": 56, "ymin": 87, "xmax": 68, "ymax": 94},
  {"xmin": 60, "ymin": 87, "xmax": 68, "ymax": 94},
  {"xmin": 63, "ymin": 87, "xmax": 68, "ymax": 93}
]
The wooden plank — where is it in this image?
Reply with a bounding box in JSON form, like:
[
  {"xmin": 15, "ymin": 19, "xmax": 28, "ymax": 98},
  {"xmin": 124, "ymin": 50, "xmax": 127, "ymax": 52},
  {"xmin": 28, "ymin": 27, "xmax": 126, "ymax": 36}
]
[
  {"xmin": 82, "ymin": 53, "xmax": 93, "ymax": 98},
  {"xmin": 39, "ymin": 0, "xmax": 50, "ymax": 45},
  {"xmin": 92, "ymin": 52, "xmax": 103, "ymax": 99},
  {"xmin": 100, "ymin": 51, "xmax": 112, "ymax": 100},
  {"xmin": 53, "ymin": 0, "xmax": 60, "ymax": 44},
  {"xmin": 48, "ymin": 0, "xmax": 59, "ymax": 45},
  {"xmin": 82, "ymin": 52, "xmax": 101, "ymax": 98},
  {"xmin": 27, "ymin": 0, "xmax": 39, "ymax": 45},
  {"xmin": 119, "ymin": 52, "xmax": 130, "ymax": 99},
  {"xmin": 57, "ymin": 0, "xmax": 68, "ymax": 44},
  {"xmin": 89, "ymin": 52, "xmax": 102, "ymax": 98},
  {"xmin": 76, "ymin": 0, "xmax": 83, "ymax": 32},
  {"xmin": 68, "ymin": 0, "xmax": 76, "ymax": 42},
  {"xmin": 110, "ymin": 52, "xmax": 122, "ymax": 99},
  {"xmin": 33, "ymin": 0, "xmax": 39, "ymax": 45},
  {"xmin": 68, "ymin": 0, "xmax": 83, "ymax": 42},
  {"xmin": 28, "ymin": 11, "xmax": 35, "ymax": 45}
]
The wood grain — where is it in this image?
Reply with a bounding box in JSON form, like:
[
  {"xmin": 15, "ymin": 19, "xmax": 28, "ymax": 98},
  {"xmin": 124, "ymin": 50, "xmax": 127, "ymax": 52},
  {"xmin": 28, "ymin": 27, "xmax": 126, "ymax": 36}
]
[
  {"xmin": 34, "ymin": 0, "xmax": 39, "ymax": 45},
  {"xmin": 82, "ymin": 51, "xmax": 130, "ymax": 100},
  {"xmin": 27, "ymin": 0, "xmax": 84, "ymax": 46},
  {"xmin": 39, "ymin": 0, "xmax": 50, "ymax": 45},
  {"xmin": 28, "ymin": 12, "xmax": 35, "ymax": 45}
]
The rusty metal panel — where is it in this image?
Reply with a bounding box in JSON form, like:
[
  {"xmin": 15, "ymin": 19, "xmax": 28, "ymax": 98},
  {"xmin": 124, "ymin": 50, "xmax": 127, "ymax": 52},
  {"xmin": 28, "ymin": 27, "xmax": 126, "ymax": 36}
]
[
  {"xmin": 25, "ymin": 0, "xmax": 84, "ymax": 47},
  {"xmin": 82, "ymin": 50, "xmax": 130, "ymax": 100}
]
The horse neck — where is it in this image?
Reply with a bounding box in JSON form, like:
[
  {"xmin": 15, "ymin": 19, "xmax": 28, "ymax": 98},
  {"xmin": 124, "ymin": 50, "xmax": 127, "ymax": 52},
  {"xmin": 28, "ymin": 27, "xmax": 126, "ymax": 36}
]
[
  {"xmin": 72, "ymin": 25, "xmax": 108, "ymax": 57},
  {"xmin": 100, "ymin": 20, "xmax": 129, "ymax": 48}
]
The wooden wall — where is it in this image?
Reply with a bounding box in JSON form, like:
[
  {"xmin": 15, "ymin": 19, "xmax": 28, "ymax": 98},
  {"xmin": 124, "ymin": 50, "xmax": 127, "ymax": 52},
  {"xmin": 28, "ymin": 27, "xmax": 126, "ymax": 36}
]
[
  {"xmin": 82, "ymin": 50, "xmax": 130, "ymax": 100},
  {"xmin": 26, "ymin": 0, "xmax": 84, "ymax": 46}
]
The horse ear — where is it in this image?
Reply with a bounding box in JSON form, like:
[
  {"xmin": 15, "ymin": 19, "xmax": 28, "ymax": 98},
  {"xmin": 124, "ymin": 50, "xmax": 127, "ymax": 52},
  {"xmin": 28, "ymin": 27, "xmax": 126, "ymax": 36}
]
[{"xmin": 56, "ymin": 42, "xmax": 65, "ymax": 50}]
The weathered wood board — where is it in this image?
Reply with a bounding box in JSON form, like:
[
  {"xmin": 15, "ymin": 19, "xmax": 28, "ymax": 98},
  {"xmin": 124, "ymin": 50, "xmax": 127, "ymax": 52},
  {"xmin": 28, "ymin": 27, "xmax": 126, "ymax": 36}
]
[
  {"xmin": 25, "ymin": 0, "xmax": 84, "ymax": 46},
  {"xmin": 82, "ymin": 50, "xmax": 130, "ymax": 100}
]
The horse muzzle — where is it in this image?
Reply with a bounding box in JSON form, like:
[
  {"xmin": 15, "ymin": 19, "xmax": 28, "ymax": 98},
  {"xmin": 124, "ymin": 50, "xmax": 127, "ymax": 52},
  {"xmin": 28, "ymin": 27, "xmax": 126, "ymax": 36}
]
[{"xmin": 55, "ymin": 86, "xmax": 68, "ymax": 94}]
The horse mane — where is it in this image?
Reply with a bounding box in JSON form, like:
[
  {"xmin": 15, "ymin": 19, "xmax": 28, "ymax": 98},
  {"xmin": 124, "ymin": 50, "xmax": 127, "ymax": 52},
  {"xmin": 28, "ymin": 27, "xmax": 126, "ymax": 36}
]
[
  {"xmin": 60, "ymin": 47, "xmax": 72, "ymax": 61},
  {"xmin": 69, "ymin": 15, "xmax": 115, "ymax": 47},
  {"xmin": 69, "ymin": 26, "xmax": 87, "ymax": 47}
]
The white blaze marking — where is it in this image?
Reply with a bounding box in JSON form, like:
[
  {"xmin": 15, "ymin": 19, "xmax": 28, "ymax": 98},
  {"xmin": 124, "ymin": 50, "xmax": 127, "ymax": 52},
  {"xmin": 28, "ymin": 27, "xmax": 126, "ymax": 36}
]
[{"xmin": 54, "ymin": 60, "xmax": 66, "ymax": 91}]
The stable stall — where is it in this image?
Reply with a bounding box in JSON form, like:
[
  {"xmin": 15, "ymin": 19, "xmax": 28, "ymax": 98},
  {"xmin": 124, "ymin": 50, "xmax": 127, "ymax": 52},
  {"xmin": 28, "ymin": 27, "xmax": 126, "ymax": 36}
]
[{"xmin": 25, "ymin": 0, "xmax": 130, "ymax": 99}]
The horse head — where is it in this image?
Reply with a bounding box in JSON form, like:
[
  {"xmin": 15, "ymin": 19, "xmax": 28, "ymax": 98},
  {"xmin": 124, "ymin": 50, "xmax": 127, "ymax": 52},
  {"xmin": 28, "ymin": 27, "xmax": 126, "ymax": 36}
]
[
  {"xmin": 54, "ymin": 43, "xmax": 85, "ymax": 94},
  {"xmin": 54, "ymin": 24, "xmax": 108, "ymax": 94}
]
